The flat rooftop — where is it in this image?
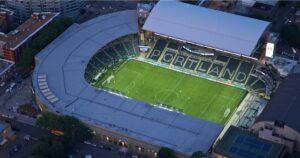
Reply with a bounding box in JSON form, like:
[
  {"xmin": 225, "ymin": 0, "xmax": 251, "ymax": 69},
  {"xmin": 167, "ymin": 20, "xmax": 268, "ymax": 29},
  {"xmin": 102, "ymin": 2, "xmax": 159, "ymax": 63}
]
[
  {"xmin": 215, "ymin": 126, "xmax": 285, "ymax": 158},
  {"xmin": 32, "ymin": 10, "xmax": 223, "ymax": 156},
  {"xmin": 143, "ymin": 1, "xmax": 270, "ymax": 57},
  {"xmin": 0, "ymin": 12, "xmax": 59, "ymax": 51}
]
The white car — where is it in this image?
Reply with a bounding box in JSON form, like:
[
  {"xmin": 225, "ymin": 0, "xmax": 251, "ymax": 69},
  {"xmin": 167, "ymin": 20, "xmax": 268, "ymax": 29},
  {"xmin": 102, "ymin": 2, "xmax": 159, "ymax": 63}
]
[
  {"xmin": 85, "ymin": 154, "xmax": 92, "ymax": 158},
  {"xmin": 0, "ymin": 82, "xmax": 5, "ymax": 87},
  {"xmin": 132, "ymin": 155, "xmax": 138, "ymax": 158},
  {"xmin": 84, "ymin": 141, "xmax": 96, "ymax": 147},
  {"xmin": 24, "ymin": 134, "xmax": 31, "ymax": 141},
  {"xmin": 10, "ymin": 82, "xmax": 16, "ymax": 88}
]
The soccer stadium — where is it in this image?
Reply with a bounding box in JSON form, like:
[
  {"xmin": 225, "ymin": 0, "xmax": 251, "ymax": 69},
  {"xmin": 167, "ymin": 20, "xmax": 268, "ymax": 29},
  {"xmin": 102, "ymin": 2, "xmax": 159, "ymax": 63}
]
[{"xmin": 32, "ymin": 1, "xmax": 275, "ymax": 158}]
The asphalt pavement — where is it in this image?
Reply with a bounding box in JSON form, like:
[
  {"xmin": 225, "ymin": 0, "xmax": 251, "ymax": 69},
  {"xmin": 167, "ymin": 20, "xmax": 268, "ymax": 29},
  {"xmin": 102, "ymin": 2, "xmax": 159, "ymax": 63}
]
[
  {"xmin": 72, "ymin": 143, "xmax": 130, "ymax": 158},
  {"xmin": 0, "ymin": 121, "xmax": 45, "ymax": 158}
]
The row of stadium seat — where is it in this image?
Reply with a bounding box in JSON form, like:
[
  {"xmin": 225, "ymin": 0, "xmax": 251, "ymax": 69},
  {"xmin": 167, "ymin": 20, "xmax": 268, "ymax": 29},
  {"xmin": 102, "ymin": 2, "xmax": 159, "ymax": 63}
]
[
  {"xmin": 147, "ymin": 39, "xmax": 268, "ymax": 93},
  {"xmin": 85, "ymin": 34, "xmax": 139, "ymax": 83}
]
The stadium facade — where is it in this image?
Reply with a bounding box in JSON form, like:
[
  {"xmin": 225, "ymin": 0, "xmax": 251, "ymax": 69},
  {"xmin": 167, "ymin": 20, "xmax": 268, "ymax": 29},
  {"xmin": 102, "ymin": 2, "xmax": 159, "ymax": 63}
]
[{"xmin": 33, "ymin": 1, "xmax": 272, "ymax": 158}]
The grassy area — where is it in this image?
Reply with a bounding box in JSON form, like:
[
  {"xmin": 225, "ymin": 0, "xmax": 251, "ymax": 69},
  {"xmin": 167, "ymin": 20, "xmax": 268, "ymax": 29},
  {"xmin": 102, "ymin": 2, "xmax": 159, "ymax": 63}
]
[{"xmin": 98, "ymin": 60, "xmax": 247, "ymax": 125}]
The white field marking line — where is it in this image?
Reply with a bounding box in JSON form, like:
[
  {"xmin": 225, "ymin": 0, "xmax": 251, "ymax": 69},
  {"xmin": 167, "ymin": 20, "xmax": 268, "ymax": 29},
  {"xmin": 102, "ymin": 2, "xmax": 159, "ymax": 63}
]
[
  {"xmin": 154, "ymin": 88, "xmax": 180, "ymax": 104},
  {"xmin": 199, "ymin": 93, "xmax": 218, "ymax": 116},
  {"xmin": 123, "ymin": 69, "xmax": 142, "ymax": 94},
  {"xmin": 109, "ymin": 70, "xmax": 125, "ymax": 87},
  {"xmin": 159, "ymin": 73, "xmax": 186, "ymax": 105},
  {"xmin": 222, "ymin": 92, "xmax": 246, "ymax": 126},
  {"xmin": 218, "ymin": 92, "xmax": 241, "ymax": 123},
  {"xmin": 198, "ymin": 82, "xmax": 216, "ymax": 116},
  {"xmin": 152, "ymin": 68, "xmax": 162, "ymax": 104},
  {"xmin": 203, "ymin": 94, "xmax": 228, "ymax": 124},
  {"xmin": 199, "ymin": 89, "xmax": 239, "ymax": 123},
  {"xmin": 106, "ymin": 75, "xmax": 115, "ymax": 84},
  {"xmin": 149, "ymin": 67, "xmax": 162, "ymax": 104},
  {"xmin": 102, "ymin": 60, "xmax": 128, "ymax": 87},
  {"xmin": 114, "ymin": 61, "xmax": 130, "ymax": 77},
  {"xmin": 215, "ymin": 95, "xmax": 234, "ymax": 123},
  {"xmin": 125, "ymin": 81, "xmax": 136, "ymax": 94},
  {"xmin": 180, "ymin": 81, "xmax": 198, "ymax": 111}
]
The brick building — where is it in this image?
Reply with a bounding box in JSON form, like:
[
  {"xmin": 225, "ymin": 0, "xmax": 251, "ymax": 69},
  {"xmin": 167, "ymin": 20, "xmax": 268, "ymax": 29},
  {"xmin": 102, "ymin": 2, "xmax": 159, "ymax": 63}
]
[{"xmin": 0, "ymin": 12, "xmax": 59, "ymax": 62}]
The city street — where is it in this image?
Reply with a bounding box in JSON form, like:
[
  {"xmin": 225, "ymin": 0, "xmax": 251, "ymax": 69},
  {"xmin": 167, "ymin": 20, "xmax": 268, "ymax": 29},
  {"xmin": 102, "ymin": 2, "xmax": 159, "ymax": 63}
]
[
  {"xmin": 72, "ymin": 143, "xmax": 130, "ymax": 158},
  {"xmin": 0, "ymin": 121, "xmax": 45, "ymax": 158}
]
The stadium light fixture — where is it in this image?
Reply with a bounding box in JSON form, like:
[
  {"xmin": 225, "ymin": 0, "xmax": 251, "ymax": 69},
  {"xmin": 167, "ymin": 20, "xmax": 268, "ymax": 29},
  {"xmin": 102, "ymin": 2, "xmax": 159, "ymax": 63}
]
[{"xmin": 266, "ymin": 43, "xmax": 274, "ymax": 58}]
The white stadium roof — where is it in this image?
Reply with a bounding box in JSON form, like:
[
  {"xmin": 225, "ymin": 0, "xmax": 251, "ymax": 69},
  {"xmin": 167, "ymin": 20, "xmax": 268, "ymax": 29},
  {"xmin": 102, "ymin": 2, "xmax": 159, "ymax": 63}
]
[
  {"xmin": 143, "ymin": 1, "xmax": 270, "ymax": 57},
  {"xmin": 33, "ymin": 10, "xmax": 223, "ymax": 156}
]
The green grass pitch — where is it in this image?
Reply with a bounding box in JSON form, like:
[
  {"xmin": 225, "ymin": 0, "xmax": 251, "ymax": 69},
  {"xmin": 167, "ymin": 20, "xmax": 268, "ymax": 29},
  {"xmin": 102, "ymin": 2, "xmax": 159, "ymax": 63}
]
[{"xmin": 96, "ymin": 60, "xmax": 247, "ymax": 125}]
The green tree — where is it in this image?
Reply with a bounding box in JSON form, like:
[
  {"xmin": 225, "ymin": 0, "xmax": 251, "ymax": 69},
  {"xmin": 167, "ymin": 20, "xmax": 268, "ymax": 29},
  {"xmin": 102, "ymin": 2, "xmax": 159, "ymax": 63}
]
[
  {"xmin": 20, "ymin": 48, "xmax": 39, "ymax": 66},
  {"xmin": 249, "ymin": 13, "xmax": 268, "ymax": 21},
  {"xmin": 281, "ymin": 24, "xmax": 300, "ymax": 45},
  {"xmin": 21, "ymin": 17, "xmax": 74, "ymax": 68},
  {"xmin": 80, "ymin": 9, "xmax": 86, "ymax": 15},
  {"xmin": 295, "ymin": 1, "xmax": 300, "ymax": 9},
  {"xmin": 57, "ymin": 18, "xmax": 74, "ymax": 29},
  {"xmin": 34, "ymin": 113, "xmax": 93, "ymax": 157},
  {"xmin": 191, "ymin": 151, "xmax": 205, "ymax": 158},
  {"xmin": 157, "ymin": 147, "xmax": 175, "ymax": 158},
  {"xmin": 278, "ymin": 0, "xmax": 289, "ymax": 7},
  {"xmin": 36, "ymin": 112, "xmax": 59, "ymax": 129},
  {"xmin": 36, "ymin": 112, "xmax": 93, "ymax": 143},
  {"xmin": 32, "ymin": 136, "xmax": 67, "ymax": 158}
]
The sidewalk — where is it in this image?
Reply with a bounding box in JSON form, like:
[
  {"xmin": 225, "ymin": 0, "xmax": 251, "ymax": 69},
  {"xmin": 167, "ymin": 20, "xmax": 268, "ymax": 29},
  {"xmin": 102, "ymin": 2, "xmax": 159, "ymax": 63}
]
[{"xmin": 0, "ymin": 110, "xmax": 36, "ymax": 126}]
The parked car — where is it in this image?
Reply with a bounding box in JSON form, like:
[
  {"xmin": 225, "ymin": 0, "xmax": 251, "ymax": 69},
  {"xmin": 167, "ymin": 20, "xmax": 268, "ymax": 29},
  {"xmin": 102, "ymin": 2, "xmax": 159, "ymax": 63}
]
[
  {"xmin": 24, "ymin": 134, "xmax": 31, "ymax": 141},
  {"xmin": 13, "ymin": 144, "xmax": 22, "ymax": 152},
  {"xmin": 84, "ymin": 141, "xmax": 96, "ymax": 147},
  {"xmin": 0, "ymin": 82, "xmax": 5, "ymax": 87},
  {"xmin": 85, "ymin": 154, "xmax": 92, "ymax": 158},
  {"xmin": 10, "ymin": 82, "xmax": 16, "ymax": 89}
]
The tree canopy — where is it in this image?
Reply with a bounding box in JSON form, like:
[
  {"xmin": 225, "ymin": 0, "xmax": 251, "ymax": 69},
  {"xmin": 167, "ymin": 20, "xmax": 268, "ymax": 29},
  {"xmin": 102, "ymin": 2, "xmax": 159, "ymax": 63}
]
[
  {"xmin": 281, "ymin": 24, "xmax": 300, "ymax": 45},
  {"xmin": 248, "ymin": 13, "xmax": 268, "ymax": 21},
  {"xmin": 20, "ymin": 18, "xmax": 74, "ymax": 67},
  {"xmin": 157, "ymin": 147, "xmax": 175, "ymax": 158},
  {"xmin": 295, "ymin": 1, "xmax": 300, "ymax": 9},
  {"xmin": 191, "ymin": 151, "xmax": 205, "ymax": 158},
  {"xmin": 36, "ymin": 112, "xmax": 93, "ymax": 143},
  {"xmin": 34, "ymin": 113, "xmax": 93, "ymax": 157},
  {"xmin": 32, "ymin": 136, "xmax": 67, "ymax": 158},
  {"xmin": 278, "ymin": 0, "xmax": 289, "ymax": 7},
  {"xmin": 20, "ymin": 48, "xmax": 38, "ymax": 67}
]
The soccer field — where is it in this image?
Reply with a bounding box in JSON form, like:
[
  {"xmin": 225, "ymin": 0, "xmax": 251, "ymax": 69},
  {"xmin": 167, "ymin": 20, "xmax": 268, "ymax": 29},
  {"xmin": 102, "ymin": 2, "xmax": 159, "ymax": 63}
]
[{"xmin": 97, "ymin": 60, "xmax": 247, "ymax": 125}]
